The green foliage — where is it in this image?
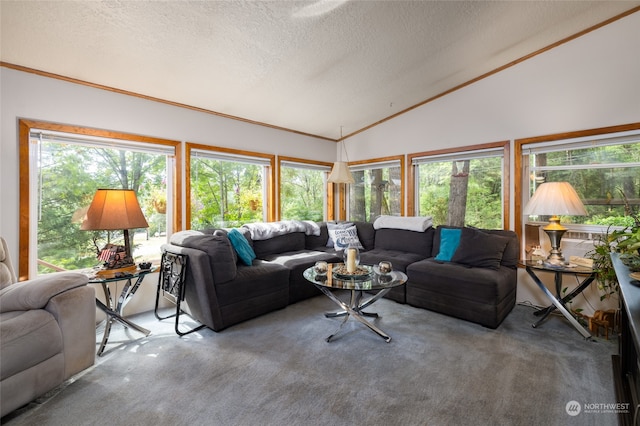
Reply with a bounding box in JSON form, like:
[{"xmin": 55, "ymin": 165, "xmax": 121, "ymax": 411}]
[
  {"xmin": 588, "ymin": 227, "xmax": 622, "ymax": 300},
  {"xmin": 281, "ymin": 166, "xmax": 324, "ymax": 221},
  {"xmin": 190, "ymin": 157, "xmax": 264, "ymax": 228},
  {"xmin": 417, "ymin": 157, "xmax": 502, "ymax": 228},
  {"xmin": 36, "ymin": 141, "xmax": 167, "ymax": 272},
  {"xmin": 587, "ymin": 190, "xmax": 640, "ymax": 300}
]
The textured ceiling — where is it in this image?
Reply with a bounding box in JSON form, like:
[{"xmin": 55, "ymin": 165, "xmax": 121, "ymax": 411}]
[{"xmin": 1, "ymin": 1, "xmax": 638, "ymax": 141}]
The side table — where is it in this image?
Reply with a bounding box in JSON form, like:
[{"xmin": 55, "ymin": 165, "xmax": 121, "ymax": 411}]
[
  {"xmin": 154, "ymin": 251, "xmax": 205, "ymax": 336},
  {"xmin": 89, "ymin": 268, "xmax": 155, "ymax": 356},
  {"xmin": 523, "ymin": 260, "xmax": 596, "ymax": 339}
]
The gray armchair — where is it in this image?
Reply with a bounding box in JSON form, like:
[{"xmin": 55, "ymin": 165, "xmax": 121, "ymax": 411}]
[{"xmin": 0, "ymin": 237, "xmax": 96, "ymax": 418}]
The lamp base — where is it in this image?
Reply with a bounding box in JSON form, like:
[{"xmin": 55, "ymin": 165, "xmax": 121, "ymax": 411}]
[
  {"xmin": 543, "ymin": 222, "xmax": 567, "ymax": 265},
  {"xmin": 545, "ymin": 253, "xmax": 566, "ymax": 265}
]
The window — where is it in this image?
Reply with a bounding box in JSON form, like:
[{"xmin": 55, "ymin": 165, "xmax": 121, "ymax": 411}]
[
  {"xmin": 278, "ymin": 157, "xmax": 332, "ymax": 221},
  {"xmin": 19, "ymin": 120, "xmax": 179, "ymax": 279},
  {"xmin": 520, "ymin": 130, "xmax": 640, "ymax": 238},
  {"xmin": 187, "ymin": 143, "xmax": 275, "ymax": 229},
  {"xmin": 409, "ymin": 142, "xmax": 508, "ymax": 229},
  {"xmin": 347, "ymin": 157, "xmax": 404, "ymax": 222}
]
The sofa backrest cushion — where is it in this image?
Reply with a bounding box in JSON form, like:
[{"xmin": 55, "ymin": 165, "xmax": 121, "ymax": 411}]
[
  {"xmin": 306, "ymin": 222, "xmax": 329, "ymax": 249},
  {"xmin": 482, "ymin": 229, "xmax": 519, "ymax": 268},
  {"xmin": 169, "ymin": 230, "xmax": 237, "ymax": 284},
  {"xmin": 374, "ymin": 227, "xmax": 434, "ymax": 257},
  {"xmin": 450, "ymin": 227, "xmax": 510, "ymax": 270},
  {"xmin": 353, "ymin": 222, "xmax": 376, "ymax": 251},
  {"xmin": 0, "ymin": 237, "xmax": 17, "ymax": 290},
  {"xmin": 433, "ymin": 226, "xmax": 519, "ymax": 269},
  {"xmin": 252, "ymin": 232, "xmax": 306, "ymax": 259}
]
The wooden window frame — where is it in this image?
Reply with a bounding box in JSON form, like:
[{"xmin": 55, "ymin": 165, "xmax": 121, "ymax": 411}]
[
  {"xmin": 185, "ymin": 142, "xmax": 276, "ymax": 228},
  {"xmin": 345, "ymin": 155, "xmax": 405, "ymax": 220},
  {"xmin": 277, "ymin": 156, "xmax": 334, "ymax": 221},
  {"xmin": 407, "ymin": 141, "xmax": 510, "ymax": 229},
  {"xmin": 514, "ymin": 122, "xmax": 640, "ymax": 255},
  {"xmin": 18, "ymin": 119, "xmax": 181, "ymax": 280}
]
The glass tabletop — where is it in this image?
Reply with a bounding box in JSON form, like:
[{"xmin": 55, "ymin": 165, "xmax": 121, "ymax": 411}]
[
  {"xmin": 86, "ymin": 266, "xmax": 158, "ymax": 283},
  {"xmin": 521, "ymin": 260, "xmax": 594, "ymax": 275},
  {"xmin": 303, "ymin": 263, "xmax": 407, "ymax": 290}
]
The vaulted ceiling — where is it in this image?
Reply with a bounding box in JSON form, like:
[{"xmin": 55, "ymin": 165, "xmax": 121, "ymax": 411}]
[{"xmin": 1, "ymin": 1, "xmax": 638, "ymax": 141}]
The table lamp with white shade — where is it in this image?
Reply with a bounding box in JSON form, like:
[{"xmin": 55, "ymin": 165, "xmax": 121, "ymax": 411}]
[{"xmin": 523, "ymin": 181, "xmax": 587, "ymax": 265}]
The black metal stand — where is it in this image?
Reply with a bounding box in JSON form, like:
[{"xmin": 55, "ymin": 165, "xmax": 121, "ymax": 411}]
[{"xmin": 154, "ymin": 251, "xmax": 205, "ymax": 336}]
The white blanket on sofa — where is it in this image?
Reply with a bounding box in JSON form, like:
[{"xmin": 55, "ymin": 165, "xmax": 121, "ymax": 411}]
[
  {"xmin": 373, "ymin": 215, "xmax": 433, "ymax": 232},
  {"xmin": 242, "ymin": 220, "xmax": 321, "ymax": 240}
]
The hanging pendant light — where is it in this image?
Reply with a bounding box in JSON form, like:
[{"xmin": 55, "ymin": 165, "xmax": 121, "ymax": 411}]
[{"xmin": 327, "ymin": 127, "xmax": 355, "ymax": 184}]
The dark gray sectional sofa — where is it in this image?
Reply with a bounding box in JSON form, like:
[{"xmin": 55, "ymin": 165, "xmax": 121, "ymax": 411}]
[{"xmin": 161, "ymin": 219, "xmax": 518, "ymax": 332}]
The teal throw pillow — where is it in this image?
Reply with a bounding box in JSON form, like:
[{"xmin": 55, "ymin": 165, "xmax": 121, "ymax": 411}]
[
  {"xmin": 434, "ymin": 228, "xmax": 462, "ymax": 262},
  {"xmin": 228, "ymin": 229, "xmax": 256, "ymax": 266}
]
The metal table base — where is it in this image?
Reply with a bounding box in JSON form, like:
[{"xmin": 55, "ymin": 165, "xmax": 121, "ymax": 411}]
[
  {"xmin": 317, "ymin": 286, "xmax": 394, "ymax": 342},
  {"xmin": 92, "ymin": 271, "xmax": 152, "ymax": 356}
]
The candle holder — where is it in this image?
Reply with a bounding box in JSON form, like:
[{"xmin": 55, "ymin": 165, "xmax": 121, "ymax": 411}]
[
  {"xmin": 378, "ymin": 261, "xmax": 392, "ymax": 275},
  {"xmin": 343, "ymin": 244, "xmax": 360, "ymax": 274},
  {"xmin": 314, "ymin": 261, "xmax": 328, "ymax": 275}
]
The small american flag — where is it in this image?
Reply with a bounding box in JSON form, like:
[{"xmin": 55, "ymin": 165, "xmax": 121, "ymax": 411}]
[{"xmin": 98, "ymin": 247, "xmax": 115, "ymax": 262}]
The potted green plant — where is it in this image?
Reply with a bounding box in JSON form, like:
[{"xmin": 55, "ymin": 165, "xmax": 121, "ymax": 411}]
[{"xmin": 587, "ymin": 191, "xmax": 640, "ymax": 299}]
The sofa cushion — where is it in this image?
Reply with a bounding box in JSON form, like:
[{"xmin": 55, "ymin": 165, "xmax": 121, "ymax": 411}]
[
  {"xmin": 0, "ymin": 238, "xmax": 16, "ymax": 290},
  {"xmin": 359, "ymin": 249, "xmax": 425, "ymax": 272},
  {"xmin": 434, "ymin": 228, "xmax": 462, "ymax": 261},
  {"xmin": 353, "ymin": 222, "xmax": 376, "ymax": 251},
  {"xmin": 262, "ymin": 250, "xmax": 342, "ymax": 303},
  {"xmin": 215, "ymin": 260, "xmax": 289, "ymax": 307},
  {"xmin": 228, "ymin": 229, "xmax": 257, "ymax": 266},
  {"xmin": 212, "ymin": 230, "xmax": 238, "ymax": 264},
  {"xmin": 484, "ymin": 229, "xmax": 519, "ymax": 268},
  {"xmin": 451, "ymin": 227, "xmax": 509, "ymax": 270},
  {"xmin": 407, "ymin": 259, "xmax": 515, "ymax": 305},
  {"xmin": 262, "ymin": 250, "xmax": 341, "ymax": 268},
  {"xmin": 374, "ymin": 228, "xmax": 434, "ymax": 257},
  {"xmin": 0, "ymin": 309, "xmax": 63, "ymax": 380},
  {"xmin": 306, "ymin": 222, "xmax": 330, "ymax": 249},
  {"xmin": 253, "ymin": 232, "xmax": 306, "ymax": 259}
]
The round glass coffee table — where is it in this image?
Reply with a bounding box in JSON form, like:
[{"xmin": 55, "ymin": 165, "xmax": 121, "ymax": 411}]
[{"xmin": 303, "ymin": 263, "xmax": 407, "ymax": 342}]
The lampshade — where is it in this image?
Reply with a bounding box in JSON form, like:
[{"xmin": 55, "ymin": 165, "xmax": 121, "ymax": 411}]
[
  {"xmin": 523, "ymin": 182, "xmax": 587, "ymax": 217},
  {"xmin": 81, "ymin": 189, "xmax": 149, "ymax": 231},
  {"xmin": 327, "ymin": 161, "xmax": 355, "ymax": 184}
]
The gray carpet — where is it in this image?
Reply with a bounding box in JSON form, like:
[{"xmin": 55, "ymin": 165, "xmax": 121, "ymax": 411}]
[{"xmin": 3, "ymin": 296, "xmax": 619, "ymax": 426}]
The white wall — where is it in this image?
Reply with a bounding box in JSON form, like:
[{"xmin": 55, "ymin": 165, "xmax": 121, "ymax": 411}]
[
  {"xmin": 344, "ymin": 10, "xmax": 640, "ymax": 160},
  {"xmin": 2, "ymin": 11, "xmax": 639, "ymax": 318},
  {"xmin": 0, "ymin": 67, "xmax": 335, "ymax": 255}
]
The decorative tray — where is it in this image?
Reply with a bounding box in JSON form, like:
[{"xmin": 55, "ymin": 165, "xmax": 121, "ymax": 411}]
[{"xmin": 332, "ymin": 264, "xmax": 371, "ymax": 280}]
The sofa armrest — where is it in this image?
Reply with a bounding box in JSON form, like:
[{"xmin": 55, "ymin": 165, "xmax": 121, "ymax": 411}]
[
  {"xmin": 46, "ymin": 285, "xmax": 96, "ymax": 378},
  {"xmin": 0, "ymin": 272, "xmax": 89, "ymax": 313}
]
